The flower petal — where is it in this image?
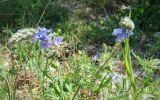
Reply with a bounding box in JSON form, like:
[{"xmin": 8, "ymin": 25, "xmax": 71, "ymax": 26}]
[
  {"xmin": 53, "ymin": 36, "xmax": 63, "ymax": 47},
  {"xmin": 112, "ymin": 28, "xmax": 130, "ymax": 41}
]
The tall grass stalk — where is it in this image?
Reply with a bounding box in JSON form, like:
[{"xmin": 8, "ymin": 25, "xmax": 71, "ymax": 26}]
[{"xmin": 5, "ymin": 75, "xmax": 12, "ymax": 100}]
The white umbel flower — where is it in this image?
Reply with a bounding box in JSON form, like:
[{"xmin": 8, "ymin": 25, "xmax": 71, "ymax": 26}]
[{"xmin": 8, "ymin": 28, "xmax": 36, "ymax": 45}]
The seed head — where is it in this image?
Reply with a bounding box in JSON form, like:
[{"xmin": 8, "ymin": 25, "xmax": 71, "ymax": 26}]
[{"xmin": 119, "ymin": 17, "xmax": 135, "ymax": 30}]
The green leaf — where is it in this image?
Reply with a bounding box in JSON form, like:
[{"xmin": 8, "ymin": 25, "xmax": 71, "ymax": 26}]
[{"xmin": 96, "ymin": 76, "xmax": 112, "ymax": 93}]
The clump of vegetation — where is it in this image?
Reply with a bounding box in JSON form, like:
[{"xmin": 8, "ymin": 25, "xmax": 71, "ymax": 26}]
[{"xmin": 0, "ymin": 0, "xmax": 160, "ymax": 99}]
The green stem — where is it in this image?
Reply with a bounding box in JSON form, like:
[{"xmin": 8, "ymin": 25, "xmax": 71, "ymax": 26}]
[
  {"xmin": 6, "ymin": 75, "xmax": 12, "ymax": 100},
  {"xmin": 124, "ymin": 38, "xmax": 136, "ymax": 94},
  {"xmin": 129, "ymin": 9, "xmax": 131, "ymax": 18}
]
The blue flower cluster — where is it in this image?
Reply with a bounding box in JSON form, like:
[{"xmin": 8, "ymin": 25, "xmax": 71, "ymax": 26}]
[
  {"xmin": 112, "ymin": 28, "xmax": 133, "ymax": 41},
  {"xmin": 34, "ymin": 27, "xmax": 63, "ymax": 49}
]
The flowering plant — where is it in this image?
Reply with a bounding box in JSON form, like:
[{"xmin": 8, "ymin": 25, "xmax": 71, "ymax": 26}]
[{"xmin": 112, "ymin": 14, "xmax": 136, "ymax": 95}]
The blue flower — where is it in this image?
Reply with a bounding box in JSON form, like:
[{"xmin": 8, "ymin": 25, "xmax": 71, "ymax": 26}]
[
  {"xmin": 35, "ymin": 27, "xmax": 51, "ymax": 41},
  {"xmin": 33, "ymin": 27, "xmax": 64, "ymax": 49},
  {"xmin": 39, "ymin": 41, "xmax": 52, "ymax": 49},
  {"xmin": 92, "ymin": 54, "xmax": 99, "ymax": 61},
  {"xmin": 106, "ymin": 73, "xmax": 119, "ymax": 82},
  {"xmin": 112, "ymin": 28, "xmax": 133, "ymax": 41},
  {"xmin": 112, "ymin": 73, "xmax": 118, "ymax": 81},
  {"xmin": 34, "ymin": 27, "xmax": 52, "ymax": 49},
  {"xmin": 53, "ymin": 36, "xmax": 63, "ymax": 48}
]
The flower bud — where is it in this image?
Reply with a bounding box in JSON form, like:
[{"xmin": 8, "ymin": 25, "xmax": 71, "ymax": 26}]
[{"xmin": 119, "ymin": 17, "xmax": 135, "ymax": 30}]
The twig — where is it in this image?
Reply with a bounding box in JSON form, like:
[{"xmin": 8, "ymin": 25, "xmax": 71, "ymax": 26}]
[
  {"xmin": 36, "ymin": 0, "xmax": 51, "ymax": 27},
  {"xmin": 95, "ymin": 42, "xmax": 122, "ymax": 76},
  {"xmin": 72, "ymin": 86, "xmax": 81, "ymax": 100},
  {"xmin": 96, "ymin": 55, "xmax": 112, "ymax": 75}
]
